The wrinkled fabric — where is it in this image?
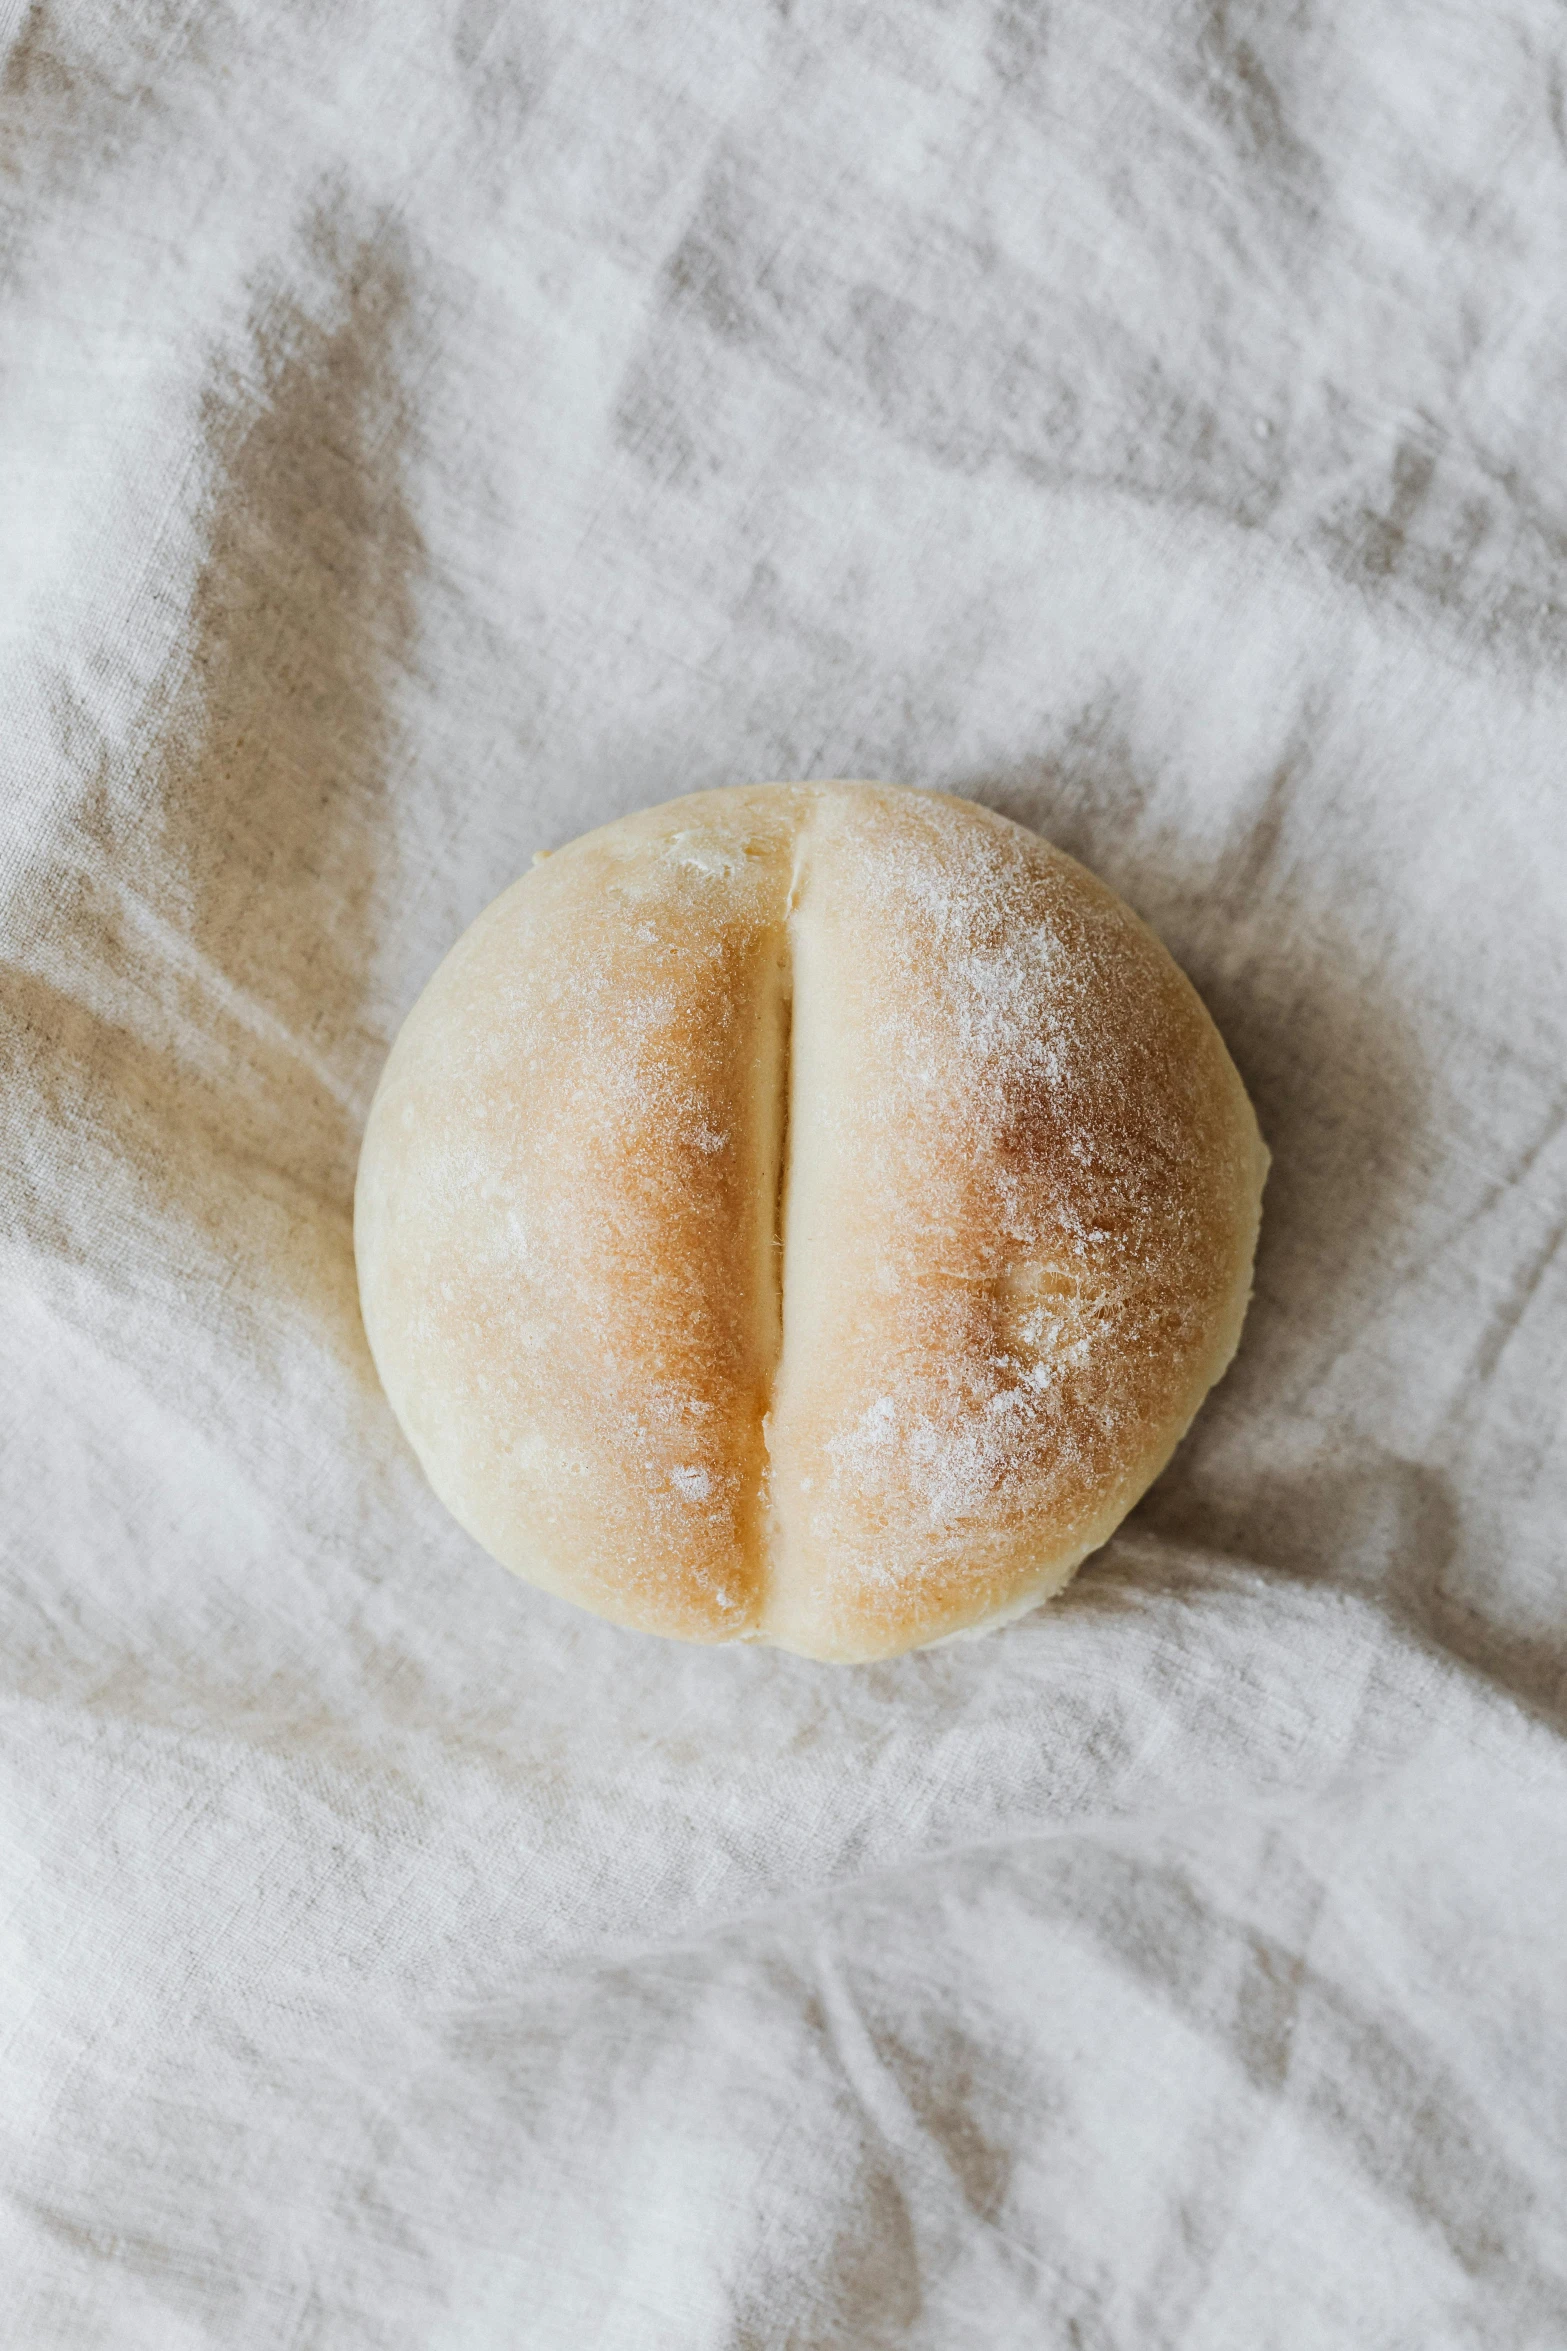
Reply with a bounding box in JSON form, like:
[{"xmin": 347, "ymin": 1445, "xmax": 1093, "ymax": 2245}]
[{"xmin": 3, "ymin": 2, "xmax": 1567, "ymax": 2344}]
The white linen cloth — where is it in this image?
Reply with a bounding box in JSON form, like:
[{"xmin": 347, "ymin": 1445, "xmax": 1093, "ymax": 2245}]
[{"xmin": 3, "ymin": 2, "xmax": 1566, "ymax": 2342}]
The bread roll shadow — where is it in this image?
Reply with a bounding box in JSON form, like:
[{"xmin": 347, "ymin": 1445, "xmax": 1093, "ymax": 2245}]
[
  {"xmin": 964, "ymin": 747, "xmax": 1431, "ymax": 1595},
  {"xmin": 974, "ymin": 750, "xmax": 1567, "ymax": 1728},
  {"xmin": 8, "ymin": 216, "xmax": 419, "ymax": 1383}
]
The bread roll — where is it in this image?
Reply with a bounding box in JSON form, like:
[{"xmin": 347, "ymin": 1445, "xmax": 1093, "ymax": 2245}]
[{"xmin": 355, "ymin": 784, "xmax": 1267, "ymax": 1661}]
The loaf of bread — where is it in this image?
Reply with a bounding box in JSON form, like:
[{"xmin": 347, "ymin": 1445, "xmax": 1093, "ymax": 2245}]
[{"xmin": 355, "ymin": 783, "xmax": 1267, "ymax": 1661}]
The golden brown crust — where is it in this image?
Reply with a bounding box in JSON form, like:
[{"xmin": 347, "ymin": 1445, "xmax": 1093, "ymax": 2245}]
[
  {"xmin": 355, "ymin": 788, "xmax": 797, "ymax": 1642},
  {"xmin": 355, "ymin": 783, "xmax": 1267, "ymax": 1660}
]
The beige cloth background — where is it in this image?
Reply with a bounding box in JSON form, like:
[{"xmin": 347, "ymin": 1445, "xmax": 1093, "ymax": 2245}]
[{"xmin": 3, "ymin": 1, "xmax": 1567, "ymax": 2343}]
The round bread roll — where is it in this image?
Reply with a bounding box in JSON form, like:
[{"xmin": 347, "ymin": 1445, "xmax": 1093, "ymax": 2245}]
[{"xmin": 355, "ymin": 783, "xmax": 1267, "ymax": 1662}]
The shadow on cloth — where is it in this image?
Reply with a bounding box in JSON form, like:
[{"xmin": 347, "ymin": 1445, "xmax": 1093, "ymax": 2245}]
[
  {"xmin": 969, "ymin": 732, "xmax": 1430, "ymax": 1405},
  {"xmin": 957, "ymin": 742, "xmax": 1567, "ymax": 1732},
  {"xmin": 5, "ymin": 215, "xmax": 419, "ymax": 1382}
]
